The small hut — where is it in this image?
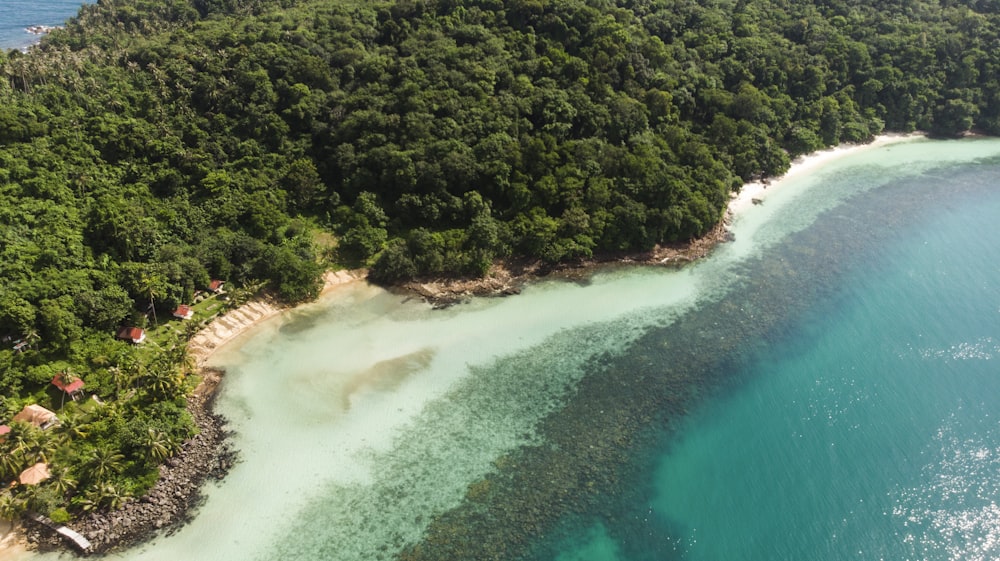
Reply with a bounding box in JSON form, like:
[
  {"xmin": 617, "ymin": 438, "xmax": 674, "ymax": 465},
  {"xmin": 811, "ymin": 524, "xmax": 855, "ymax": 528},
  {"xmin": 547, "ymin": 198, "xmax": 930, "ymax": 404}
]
[
  {"xmin": 209, "ymin": 279, "xmax": 225, "ymax": 293},
  {"xmin": 13, "ymin": 404, "xmax": 58, "ymax": 430},
  {"xmin": 52, "ymin": 372, "xmax": 83, "ymax": 401},
  {"xmin": 51, "ymin": 373, "xmax": 85, "ymax": 402},
  {"xmin": 173, "ymin": 304, "xmax": 194, "ymax": 320},
  {"xmin": 18, "ymin": 462, "xmax": 50, "ymax": 486},
  {"xmin": 117, "ymin": 327, "xmax": 146, "ymax": 344}
]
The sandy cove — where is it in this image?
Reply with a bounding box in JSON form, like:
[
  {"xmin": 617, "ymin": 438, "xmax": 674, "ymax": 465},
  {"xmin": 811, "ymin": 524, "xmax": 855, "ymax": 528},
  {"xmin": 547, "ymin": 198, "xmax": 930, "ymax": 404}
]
[
  {"xmin": 5, "ymin": 270, "xmax": 366, "ymax": 557},
  {"xmin": 186, "ymin": 269, "xmax": 365, "ymax": 401},
  {"xmin": 2, "ymin": 134, "xmax": 922, "ymax": 556},
  {"xmin": 188, "ymin": 269, "xmax": 365, "ymax": 369}
]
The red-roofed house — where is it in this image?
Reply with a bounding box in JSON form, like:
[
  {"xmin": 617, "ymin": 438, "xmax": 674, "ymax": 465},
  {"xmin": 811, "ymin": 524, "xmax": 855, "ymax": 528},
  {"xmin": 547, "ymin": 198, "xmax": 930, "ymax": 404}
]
[
  {"xmin": 52, "ymin": 373, "xmax": 85, "ymax": 402},
  {"xmin": 173, "ymin": 304, "xmax": 194, "ymax": 320},
  {"xmin": 0, "ymin": 425, "xmax": 10, "ymax": 440},
  {"xmin": 209, "ymin": 279, "xmax": 225, "ymax": 293},
  {"xmin": 117, "ymin": 327, "xmax": 146, "ymax": 344}
]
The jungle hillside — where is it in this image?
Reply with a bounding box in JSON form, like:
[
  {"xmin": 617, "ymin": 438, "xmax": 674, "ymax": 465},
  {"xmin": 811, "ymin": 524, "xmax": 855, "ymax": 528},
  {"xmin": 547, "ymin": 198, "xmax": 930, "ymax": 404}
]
[{"xmin": 2, "ymin": 0, "xmax": 1000, "ymax": 521}]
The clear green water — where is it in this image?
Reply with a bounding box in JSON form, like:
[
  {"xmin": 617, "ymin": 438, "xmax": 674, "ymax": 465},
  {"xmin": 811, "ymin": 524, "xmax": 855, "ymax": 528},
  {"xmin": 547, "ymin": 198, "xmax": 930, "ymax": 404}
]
[
  {"xmin": 651, "ymin": 175, "xmax": 1000, "ymax": 561},
  {"xmin": 16, "ymin": 137, "xmax": 1000, "ymax": 561},
  {"xmin": 528, "ymin": 143, "xmax": 1000, "ymax": 561}
]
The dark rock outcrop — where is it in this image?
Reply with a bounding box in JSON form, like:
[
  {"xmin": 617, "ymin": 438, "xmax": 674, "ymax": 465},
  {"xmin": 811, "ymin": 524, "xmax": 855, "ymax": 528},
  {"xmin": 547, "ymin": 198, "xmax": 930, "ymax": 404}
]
[{"xmin": 27, "ymin": 376, "xmax": 237, "ymax": 555}]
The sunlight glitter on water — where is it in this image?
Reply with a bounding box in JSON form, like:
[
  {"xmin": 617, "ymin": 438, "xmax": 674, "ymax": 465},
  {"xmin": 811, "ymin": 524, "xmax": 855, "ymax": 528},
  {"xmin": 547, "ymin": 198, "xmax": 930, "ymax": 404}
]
[
  {"xmin": 16, "ymin": 136, "xmax": 1000, "ymax": 561},
  {"xmin": 894, "ymin": 419, "xmax": 1000, "ymax": 561}
]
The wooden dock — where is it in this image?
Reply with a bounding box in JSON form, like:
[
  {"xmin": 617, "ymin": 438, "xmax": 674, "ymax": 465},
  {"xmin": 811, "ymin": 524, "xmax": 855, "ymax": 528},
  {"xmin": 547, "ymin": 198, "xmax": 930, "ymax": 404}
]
[{"xmin": 28, "ymin": 513, "xmax": 91, "ymax": 552}]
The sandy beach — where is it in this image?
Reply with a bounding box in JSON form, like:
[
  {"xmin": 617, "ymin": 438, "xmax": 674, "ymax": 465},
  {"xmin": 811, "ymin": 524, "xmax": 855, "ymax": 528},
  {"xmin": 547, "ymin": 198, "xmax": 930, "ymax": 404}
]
[
  {"xmin": 0, "ymin": 521, "xmax": 29, "ymax": 561},
  {"xmin": 0, "ymin": 135, "xmax": 923, "ymax": 558},
  {"xmin": 728, "ymin": 133, "xmax": 925, "ymax": 215},
  {"xmin": 187, "ymin": 269, "xmax": 366, "ymax": 367}
]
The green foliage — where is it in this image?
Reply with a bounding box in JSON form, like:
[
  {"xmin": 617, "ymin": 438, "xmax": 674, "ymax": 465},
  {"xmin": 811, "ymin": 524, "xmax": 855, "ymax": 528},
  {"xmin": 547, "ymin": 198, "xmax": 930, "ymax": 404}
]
[
  {"xmin": 6, "ymin": 0, "xmax": 993, "ymax": 297},
  {"xmin": 1, "ymin": 0, "xmax": 1000, "ymax": 518},
  {"xmin": 49, "ymin": 507, "xmax": 71, "ymax": 524}
]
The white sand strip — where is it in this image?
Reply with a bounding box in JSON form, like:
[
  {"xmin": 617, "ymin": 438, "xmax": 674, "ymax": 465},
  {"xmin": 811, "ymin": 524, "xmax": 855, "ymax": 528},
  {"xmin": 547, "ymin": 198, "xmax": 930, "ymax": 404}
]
[
  {"xmin": 187, "ymin": 269, "xmax": 366, "ymax": 366},
  {"xmin": 728, "ymin": 133, "xmax": 925, "ymax": 216}
]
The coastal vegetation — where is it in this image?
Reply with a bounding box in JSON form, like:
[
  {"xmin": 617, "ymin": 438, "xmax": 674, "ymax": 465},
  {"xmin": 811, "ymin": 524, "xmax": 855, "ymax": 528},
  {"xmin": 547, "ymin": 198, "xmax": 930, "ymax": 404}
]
[{"xmin": 2, "ymin": 0, "xmax": 1000, "ymax": 530}]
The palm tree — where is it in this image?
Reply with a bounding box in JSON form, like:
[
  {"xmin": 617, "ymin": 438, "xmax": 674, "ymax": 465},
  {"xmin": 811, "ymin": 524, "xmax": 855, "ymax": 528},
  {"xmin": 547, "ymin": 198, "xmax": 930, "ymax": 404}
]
[
  {"xmin": 107, "ymin": 365, "xmax": 136, "ymax": 399},
  {"xmin": 109, "ymin": 353, "xmax": 143, "ymax": 399},
  {"xmin": 139, "ymin": 270, "xmax": 165, "ymax": 327},
  {"xmin": 48, "ymin": 467, "xmax": 78, "ymax": 497},
  {"xmin": 58, "ymin": 412, "xmax": 91, "ymax": 443},
  {"xmin": 0, "ymin": 449, "xmax": 23, "ymax": 481},
  {"xmin": 143, "ymin": 428, "xmax": 173, "ymax": 462},
  {"xmin": 162, "ymin": 338, "xmax": 196, "ymax": 376},
  {"xmin": 79, "ymin": 483, "xmax": 130, "ymax": 512},
  {"xmin": 21, "ymin": 430, "xmax": 57, "ymax": 465},
  {"xmin": 85, "ymin": 447, "xmax": 124, "ymax": 483},
  {"xmin": 98, "ymin": 483, "xmax": 130, "ymax": 511},
  {"xmin": 56, "ymin": 370, "xmax": 75, "ymax": 408},
  {"xmin": 0, "ymin": 491, "xmax": 22, "ymax": 521},
  {"xmin": 141, "ymin": 358, "xmax": 185, "ymax": 401},
  {"xmin": 75, "ymin": 487, "xmax": 101, "ymax": 513},
  {"xmin": 3, "ymin": 423, "xmax": 34, "ymax": 471}
]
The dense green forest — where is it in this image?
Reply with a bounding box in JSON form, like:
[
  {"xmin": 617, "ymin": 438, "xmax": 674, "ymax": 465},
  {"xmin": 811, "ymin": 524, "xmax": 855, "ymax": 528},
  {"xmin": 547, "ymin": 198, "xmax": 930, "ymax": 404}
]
[{"xmin": 1, "ymin": 0, "xmax": 1000, "ymax": 520}]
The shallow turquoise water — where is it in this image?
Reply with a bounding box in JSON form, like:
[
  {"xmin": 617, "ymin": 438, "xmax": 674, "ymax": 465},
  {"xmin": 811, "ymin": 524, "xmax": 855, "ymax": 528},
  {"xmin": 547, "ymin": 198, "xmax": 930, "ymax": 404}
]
[
  {"xmin": 14, "ymin": 138, "xmax": 1000, "ymax": 561},
  {"xmin": 531, "ymin": 147, "xmax": 1000, "ymax": 561}
]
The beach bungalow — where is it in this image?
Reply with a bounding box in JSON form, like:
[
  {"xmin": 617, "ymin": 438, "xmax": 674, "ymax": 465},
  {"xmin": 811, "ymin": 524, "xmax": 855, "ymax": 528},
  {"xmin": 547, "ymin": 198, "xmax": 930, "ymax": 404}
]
[
  {"xmin": 51, "ymin": 373, "xmax": 85, "ymax": 402},
  {"xmin": 18, "ymin": 462, "xmax": 50, "ymax": 486},
  {"xmin": 173, "ymin": 304, "xmax": 194, "ymax": 320},
  {"xmin": 209, "ymin": 279, "xmax": 225, "ymax": 293},
  {"xmin": 117, "ymin": 327, "xmax": 146, "ymax": 344},
  {"xmin": 13, "ymin": 404, "xmax": 58, "ymax": 430}
]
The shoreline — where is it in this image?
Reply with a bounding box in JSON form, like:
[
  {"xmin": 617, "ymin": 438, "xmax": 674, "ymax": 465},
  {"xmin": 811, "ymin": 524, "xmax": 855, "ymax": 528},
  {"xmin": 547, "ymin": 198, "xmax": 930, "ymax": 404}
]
[
  {"xmin": 727, "ymin": 132, "xmax": 924, "ymax": 214},
  {"xmin": 188, "ymin": 269, "xmax": 366, "ymax": 368},
  {"xmin": 399, "ymin": 132, "xmax": 926, "ymax": 306},
  {"xmin": 0, "ymin": 134, "xmax": 922, "ymax": 556},
  {"xmin": 0, "ymin": 522, "xmax": 28, "ymax": 561},
  {"xmin": 5, "ymin": 271, "xmax": 366, "ymax": 557}
]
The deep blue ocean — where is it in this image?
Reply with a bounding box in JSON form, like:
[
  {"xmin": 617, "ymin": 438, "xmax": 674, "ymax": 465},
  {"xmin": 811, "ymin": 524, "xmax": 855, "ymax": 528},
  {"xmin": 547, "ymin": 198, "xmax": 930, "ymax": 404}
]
[
  {"xmin": 7, "ymin": 116, "xmax": 1000, "ymax": 561},
  {"xmin": 523, "ymin": 143, "xmax": 1000, "ymax": 561},
  {"xmin": 0, "ymin": 0, "xmax": 93, "ymax": 51}
]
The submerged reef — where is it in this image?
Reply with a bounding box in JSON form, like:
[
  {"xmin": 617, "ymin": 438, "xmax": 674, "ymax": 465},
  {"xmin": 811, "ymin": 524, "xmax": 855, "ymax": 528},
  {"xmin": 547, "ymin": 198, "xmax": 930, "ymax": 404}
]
[{"xmin": 397, "ymin": 167, "xmax": 966, "ymax": 561}]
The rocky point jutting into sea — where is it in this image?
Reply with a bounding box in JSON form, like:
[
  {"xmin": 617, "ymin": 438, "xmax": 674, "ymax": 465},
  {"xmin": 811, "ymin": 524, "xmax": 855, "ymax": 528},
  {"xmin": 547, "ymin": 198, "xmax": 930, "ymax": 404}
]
[
  {"xmin": 15, "ymin": 274, "xmax": 359, "ymax": 555},
  {"xmin": 25, "ymin": 383, "xmax": 234, "ymax": 554},
  {"xmin": 9, "ymin": 135, "xmax": 1000, "ymax": 561}
]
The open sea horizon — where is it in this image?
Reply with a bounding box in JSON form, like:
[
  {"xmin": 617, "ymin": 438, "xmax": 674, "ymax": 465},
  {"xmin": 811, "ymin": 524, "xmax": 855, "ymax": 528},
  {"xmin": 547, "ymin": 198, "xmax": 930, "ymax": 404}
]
[{"xmin": 0, "ymin": 0, "xmax": 93, "ymax": 51}]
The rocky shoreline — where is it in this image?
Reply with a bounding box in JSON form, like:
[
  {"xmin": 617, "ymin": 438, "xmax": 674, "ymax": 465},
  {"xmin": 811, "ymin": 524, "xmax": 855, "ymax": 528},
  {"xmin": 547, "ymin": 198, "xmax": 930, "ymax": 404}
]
[
  {"xmin": 14, "ymin": 227, "xmax": 733, "ymax": 553},
  {"xmin": 397, "ymin": 212, "xmax": 734, "ymax": 307},
  {"xmin": 24, "ymin": 370, "xmax": 236, "ymax": 555},
  {"xmin": 15, "ymin": 271, "xmax": 369, "ymax": 556}
]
